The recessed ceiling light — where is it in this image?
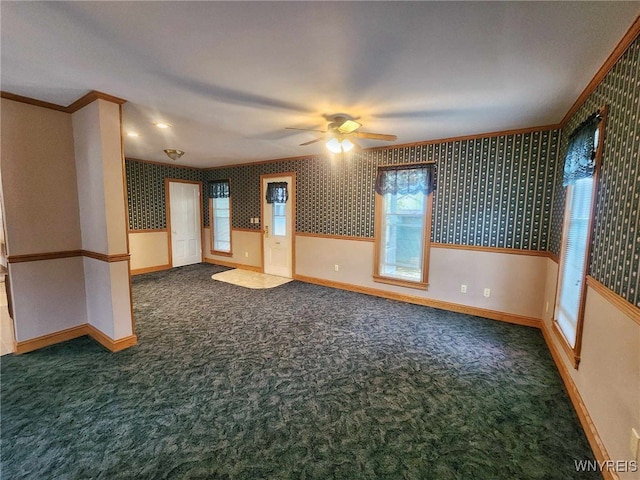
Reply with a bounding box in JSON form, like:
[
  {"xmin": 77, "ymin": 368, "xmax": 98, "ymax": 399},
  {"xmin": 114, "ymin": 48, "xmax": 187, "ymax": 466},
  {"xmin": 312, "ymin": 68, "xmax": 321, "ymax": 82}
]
[
  {"xmin": 127, "ymin": 131, "xmax": 140, "ymax": 137},
  {"xmin": 154, "ymin": 122, "xmax": 171, "ymax": 129}
]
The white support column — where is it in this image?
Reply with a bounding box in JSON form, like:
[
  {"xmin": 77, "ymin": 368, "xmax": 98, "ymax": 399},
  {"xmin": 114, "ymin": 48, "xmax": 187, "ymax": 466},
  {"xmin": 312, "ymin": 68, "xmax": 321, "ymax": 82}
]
[{"xmin": 72, "ymin": 98, "xmax": 135, "ymax": 346}]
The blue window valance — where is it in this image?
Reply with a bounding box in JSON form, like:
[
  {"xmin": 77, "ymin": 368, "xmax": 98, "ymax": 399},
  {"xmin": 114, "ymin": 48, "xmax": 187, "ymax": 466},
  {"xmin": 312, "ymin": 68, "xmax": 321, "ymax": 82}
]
[
  {"xmin": 209, "ymin": 180, "xmax": 230, "ymax": 199},
  {"xmin": 374, "ymin": 164, "xmax": 436, "ymax": 195},
  {"xmin": 563, "ymin": 113, "xmax": 601, "ymax": 187},
  {"xmin": 266, "ymin": 182, "xmax": 288, "ymax": 204}
]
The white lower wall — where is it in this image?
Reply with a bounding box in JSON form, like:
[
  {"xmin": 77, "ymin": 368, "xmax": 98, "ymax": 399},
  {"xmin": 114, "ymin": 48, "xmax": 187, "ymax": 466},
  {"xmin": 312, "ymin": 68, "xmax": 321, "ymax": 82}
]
[
  {"xmin": 203, "ymin": 228, "xmax": 262, "ymax": 268},
  {"xmin": 9, "ymin": 257, "xmax": 87, "ymax": 342},
  {"xmin": 129, "ymin": 231, "xmax": 170, "ymax": 271},
  {"xmin": 83, "ymin": 257, "xmax": 114, "ymax": 338},
  {"xmin": 83, "ymin": 257, "xmax": 132, "ymax": 339},
  {"xmin": 295, "ymin": 236, "xmax": 547, "ymax": 319},
  {"xmin": 542, "ymin": 259, "xmax": 640, "ymax": 479},
  {"xmin": 109, "ymin": 261, "xmax": 134, "ymax": 339},
  {"xmin": 130, "ymin": 230, "xmax": 547, "ymax": 319},
  {"xmin": 129, "ymin": 229, "xmax": 263, "ymax": 272}
]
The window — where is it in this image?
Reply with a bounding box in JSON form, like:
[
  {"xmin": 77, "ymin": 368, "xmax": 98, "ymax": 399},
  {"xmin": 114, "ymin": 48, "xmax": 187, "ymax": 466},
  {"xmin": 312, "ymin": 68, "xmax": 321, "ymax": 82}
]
[
  {"xmin": 209, "ymin": 180, "xmax": 232, "ymax": 255},
  {"xmin": 554, "ymin": 110, "xmax": 605, "ymax": 368},
  {"xmin": 374, "ymin": 164, "xmax": 436, "ymax": 289},
  {"xmin": 266, "ymin": 181, "xmax": 289, "ymax": 236},
  {"xmin": 272, "ymin": 202, "xmax": 286, "ymax": 236}
]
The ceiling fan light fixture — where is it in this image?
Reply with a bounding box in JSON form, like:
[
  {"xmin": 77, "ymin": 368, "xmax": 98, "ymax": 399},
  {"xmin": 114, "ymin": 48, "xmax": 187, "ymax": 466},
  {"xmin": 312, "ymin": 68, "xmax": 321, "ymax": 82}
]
[
  {"xmin": 326, "ymin": 137, "xmax": 354, "ymax": 153},
  {"xmin": 326, "ymin": 137, "xmax": 342, "ymax": 153},
  {"xmin": 163, "ymin": 149, "xmax": 185, "ymax": 161},
  {"xmin": 341, "ymin": 138, "xmax": 355, "ymax": 152},
  {"xmin": 290, "ymin": 114, "xmax": 394, "ymax": 152}
]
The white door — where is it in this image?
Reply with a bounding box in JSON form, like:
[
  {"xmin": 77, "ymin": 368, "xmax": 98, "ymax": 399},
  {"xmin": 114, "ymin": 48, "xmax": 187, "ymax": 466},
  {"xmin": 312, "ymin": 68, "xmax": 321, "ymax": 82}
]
[
  {"xmin": 169, "ymin": 181, "xmax": 202, "ymax": 267},
  {"xmin": 262, "ymin": 175, "xmax": 293, "ymax": 278}
]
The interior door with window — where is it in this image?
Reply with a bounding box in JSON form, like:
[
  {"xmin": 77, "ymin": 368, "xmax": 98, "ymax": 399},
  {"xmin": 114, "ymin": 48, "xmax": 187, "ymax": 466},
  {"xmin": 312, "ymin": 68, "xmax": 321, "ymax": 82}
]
[
  {"xmin": 262, "ymin": 174, "xmax": 294, "ymax": 278},
  {"xmin": 169, "ymin": 180, "xmax": 202, "ymax": 267}
]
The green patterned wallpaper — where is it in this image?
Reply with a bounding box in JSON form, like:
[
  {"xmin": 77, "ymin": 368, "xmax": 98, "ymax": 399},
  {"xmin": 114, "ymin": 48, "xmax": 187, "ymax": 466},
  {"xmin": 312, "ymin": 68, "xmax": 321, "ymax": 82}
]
[
  {"xmin": 428, "ymin": 131, "xmax": 558, "ymax": 250},
  {"xmin": 126, "ymin": 161, "xmax": 204, "ymax": 230},
  {"xmin": 550, "ymin": 36, "xmax": 640, "ymax": 307},
  {"xmin": 201, "ymin": 129, "xmax": 560, "ymax": 250},
  {"xmin": 127, "ymin": 126, "xmax": 559, "ymax": 253}
]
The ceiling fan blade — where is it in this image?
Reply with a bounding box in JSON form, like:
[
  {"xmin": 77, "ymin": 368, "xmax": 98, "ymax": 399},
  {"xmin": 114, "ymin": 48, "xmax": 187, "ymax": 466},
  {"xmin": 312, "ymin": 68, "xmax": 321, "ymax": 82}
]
[
  {"xmin": 299, "ymin": 137, "xmax": 324, "ymax": 146},
  {"xmin": 286, "ymin": 127, "xmax": 327, "ymax": 133},
  {"xmin": 337, "ymin": 119, "xmax": 362, "ymax": 134},
  {"xmin": 353, "ymin": 131, "xmax": 398, "ymax": 141}
]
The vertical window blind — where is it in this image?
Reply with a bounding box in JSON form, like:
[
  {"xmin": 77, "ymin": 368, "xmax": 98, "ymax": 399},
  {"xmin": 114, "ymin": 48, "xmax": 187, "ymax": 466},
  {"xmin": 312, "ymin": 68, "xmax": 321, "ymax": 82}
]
[
  {"xmin": 556, "ymin": 177, "xmax": 594, "ymax": 346},
  {"xmin": 209, "ymin": 180, "xmax": 231, "ymax": 253},
  {"xmin": 555, "ymin": 115, "xmax": 600, "ymax": 348}
]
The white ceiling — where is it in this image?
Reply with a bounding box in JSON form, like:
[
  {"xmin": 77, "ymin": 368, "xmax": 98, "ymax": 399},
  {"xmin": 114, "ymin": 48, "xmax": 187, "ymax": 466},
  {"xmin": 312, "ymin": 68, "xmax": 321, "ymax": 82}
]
[{"xmin": 2, "ymin": 2, "xmax": 639, "ymax": 168}]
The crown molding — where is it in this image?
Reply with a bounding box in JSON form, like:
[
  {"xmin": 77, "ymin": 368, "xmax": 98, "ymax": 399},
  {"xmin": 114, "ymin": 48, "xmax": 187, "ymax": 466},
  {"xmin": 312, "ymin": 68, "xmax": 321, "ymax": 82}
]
[
  {"xmin": 364, "ymin": 124, "xmax": 563, "ymax": 153},
  {"xmin": 0, "ymin": 91, "xmax": 69, "ymax": 112},
  {"xmin": 125, "ymin": 156, "xmax": 206, "ymax": 170},
  {"xmin": 560, "ymin": 14, "xmax": 640, "ymax": 127},
  {"xmin": 66, "ymin": 91, "xmax": 126, "ymax": 113},
  {"xmin": 1, "ymin": 90, "xmax": 126, "ymax": 113}
]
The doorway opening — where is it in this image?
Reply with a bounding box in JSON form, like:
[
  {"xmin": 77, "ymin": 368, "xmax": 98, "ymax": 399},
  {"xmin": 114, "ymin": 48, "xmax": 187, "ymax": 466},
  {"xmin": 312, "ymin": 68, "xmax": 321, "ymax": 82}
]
[
  {"xmin": 166, "ymin": 179, "xmax": 203, "ymax": 268},
  {"xmin": 261, "ymin": 173, "xmax": 295, "ymax": 278}
]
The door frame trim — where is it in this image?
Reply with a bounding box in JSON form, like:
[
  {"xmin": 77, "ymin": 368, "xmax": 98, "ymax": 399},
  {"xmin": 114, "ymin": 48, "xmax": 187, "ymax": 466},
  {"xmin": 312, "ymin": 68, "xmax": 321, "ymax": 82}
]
[
  {"xmin": 165, "ymin": 178, "xmax": 204, "ymax": 267},
  {"xmin": 260, "ymin": 172, "xmax": 296, "ymax": 276}
]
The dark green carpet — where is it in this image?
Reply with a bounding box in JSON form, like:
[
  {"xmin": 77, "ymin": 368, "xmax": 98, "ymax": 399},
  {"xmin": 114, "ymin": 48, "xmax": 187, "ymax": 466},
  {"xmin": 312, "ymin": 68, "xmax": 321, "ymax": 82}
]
[{"xmin": 1, "ymin": 263, "xmax": 597, "ymax": 479}]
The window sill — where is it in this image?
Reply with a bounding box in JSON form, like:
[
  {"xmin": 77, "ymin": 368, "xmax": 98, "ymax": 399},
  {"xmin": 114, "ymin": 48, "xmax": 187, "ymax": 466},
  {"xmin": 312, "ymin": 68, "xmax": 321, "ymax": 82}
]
[
  {"xmin": 210, "ymin": 250, "xmax": 233, "ymax": 257},
  {"xmin": 373, "ymin": 275, "xmax": 429, "ymax": 290}
]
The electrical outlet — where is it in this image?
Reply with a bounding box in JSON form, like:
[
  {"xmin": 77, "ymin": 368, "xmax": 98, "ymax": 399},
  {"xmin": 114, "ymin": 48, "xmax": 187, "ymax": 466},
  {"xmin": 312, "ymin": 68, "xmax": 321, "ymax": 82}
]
[
  {"xmin": 334, "ymin": 264, "xmax": 339, "ymax": 272},
  {"xmin": 629, "ymin": 428, "xmax": 639, "ymax": 459},
  {"xmin": 244, "ymin": 251, "xmax": 249, "ymax": 258},
  {"xmin": 483, "ymin": 288, "xmax": 491, "ymax": 298},
  {"xmin": 460, "ymin": 284, "xmax": 467, "ymax": 294}
]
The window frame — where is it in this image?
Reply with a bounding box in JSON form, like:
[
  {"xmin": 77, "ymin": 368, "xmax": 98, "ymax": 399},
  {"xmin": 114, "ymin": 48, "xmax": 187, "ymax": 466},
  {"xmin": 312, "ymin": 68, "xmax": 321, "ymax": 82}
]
[
  {"xmin": 373, "ymin": 164, "xmax": 434, "ymax": 290},
  {"xmin": 553, "ymin": 106, "xmax": 607, "ymax": 369},
  {"xmin": 208, "ymin": 180, "xmax": 233, "ymax": 257}
]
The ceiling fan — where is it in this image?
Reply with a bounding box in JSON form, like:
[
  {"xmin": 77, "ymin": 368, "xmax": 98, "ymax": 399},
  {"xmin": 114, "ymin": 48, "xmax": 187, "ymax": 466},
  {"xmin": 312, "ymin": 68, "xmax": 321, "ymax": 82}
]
[{"xmin": 286, "ymin": 115, "xmax": 397, "ymax": 153}]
